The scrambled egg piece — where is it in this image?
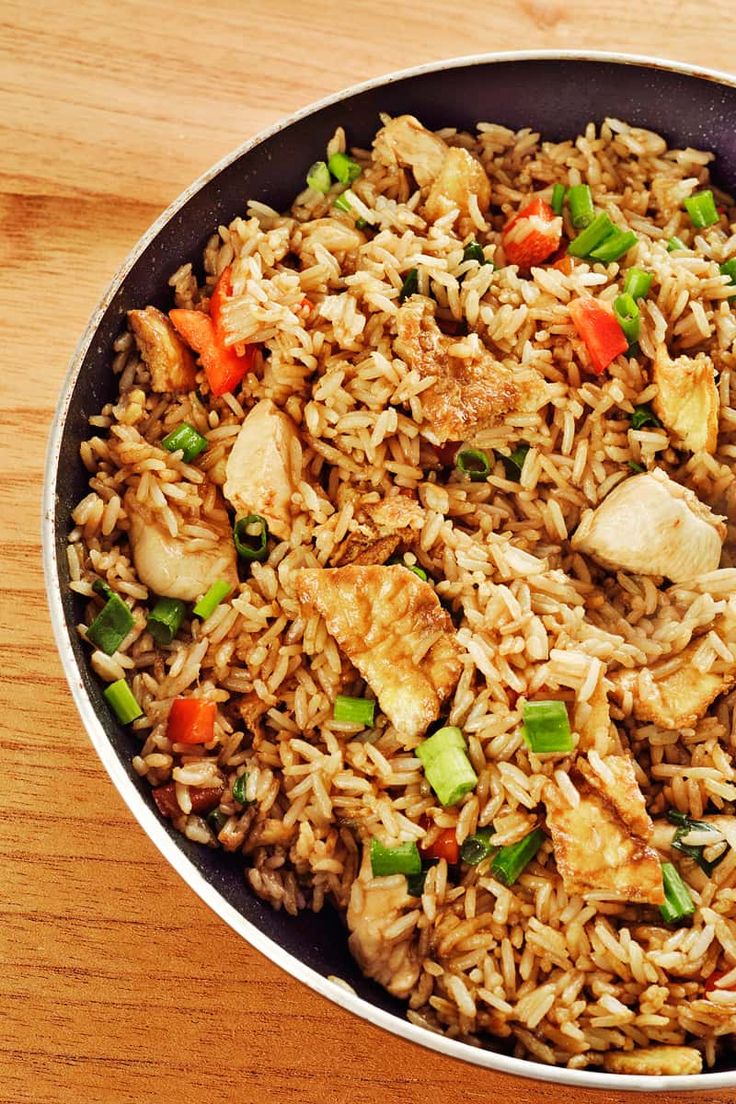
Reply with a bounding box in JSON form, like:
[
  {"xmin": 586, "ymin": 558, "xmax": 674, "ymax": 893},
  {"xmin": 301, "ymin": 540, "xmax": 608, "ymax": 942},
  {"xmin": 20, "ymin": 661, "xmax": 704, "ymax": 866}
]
[
  {"xmin": 331, "ymin": 496, "xmax": 425, "ymax": 567},
  {"xmin": 652, "ymin": 345, "xmax": 719, "ymax": 454},
  {"xmin": 125, "ymin": 491, "xmax": 238, "ymax": 603},
  {"xmin": 346, "ymin": 851, "xmax": 420, "ymax": 999},
  {"xmin": 128, "ymin": 306, "xmax": 197, "ymax": 393},
  {"xmin": 395, "ymin": 297, "xmax": 540, "ymax": 444},
  {"xmin": 571, "ymin": 469, "xmax": 725, "ymax": 582},
  {"xmin": 545, "ymin": 754, "xmax": 664, "ymax": 904},
  {"xmin": 294, "ymin": 564, "xmax": 462, "ymax": 740},
  {"xmin": 602, "ymin": 1046, "xmax": 703, "ymax": 1076},
  {"xmin": 223, "ymin": 398, "xmax": 301, "ymax": 541}
]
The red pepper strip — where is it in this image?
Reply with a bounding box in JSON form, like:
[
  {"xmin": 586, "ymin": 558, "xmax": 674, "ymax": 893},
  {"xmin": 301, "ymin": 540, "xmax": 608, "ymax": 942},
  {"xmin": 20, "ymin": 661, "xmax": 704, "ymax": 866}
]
[
  {"xmin": 568, "ymin": 297, "xmax": 628, "ymax": 375},
  {"xmin": 167, "ymin": 697, "xmax": 217, "ymax": 745},
  {"xmin": 420, "ymin": 827, "xmax": 460, "ymax": 864},
  {"xmin": 152, "ymin": 781, "xmax": 224, "ymax": 819},
  {"xmin": 704, "ymin": 968, "xmax": 732, "ymax": 994},
  {"xmin": 502, "ymin": 196, "xmax": 561, "ymax": 268}
]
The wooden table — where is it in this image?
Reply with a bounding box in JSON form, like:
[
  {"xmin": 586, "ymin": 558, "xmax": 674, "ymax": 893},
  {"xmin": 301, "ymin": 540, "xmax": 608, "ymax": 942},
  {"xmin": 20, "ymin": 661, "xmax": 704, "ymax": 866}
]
[{"xmin": 3, "ymin": 3, "xmax": 736, "ymax": 1101}]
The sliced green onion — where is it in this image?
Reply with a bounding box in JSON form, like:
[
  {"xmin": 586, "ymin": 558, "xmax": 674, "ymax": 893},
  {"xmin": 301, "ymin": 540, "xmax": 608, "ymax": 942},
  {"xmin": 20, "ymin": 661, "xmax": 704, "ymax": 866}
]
[
  {"xmin": 328, "ymin": 151, "xmax": 362, "ymax": 185},
  {"xmin": 628, "ymin": 459, "xmax": 646, "ymax": 473},
  {"xmin": 631, "ymin": 403, "xmax": 661, "ymax": 430},
  {"xmin": 161, "ymin": 422, "xmax": 208, "ymax": 463},
  {"xmin": 567, "ymin": 212, "xmax": 615, "ymax": 258},
  {"xmin": 667, "ymin": 810, "xmax": 727, "ymax": 876},
  {"xmin": 550, "ymin": 183, "xmax": 566, "ymax": 216},
  {"xmin": 306, "ymin": 160, "xmax": 332, "ymax": 193},
  {"xmin": 720, "ymin": 260, "xmax": 736, "ymax": 299},
  {"xmin": 491, "ymin": 828, "xmax": 545, "ymax": 886},
  {"xmin": 590, "ymin": 229, "xmax": 638, "ymax": 264},
  {"xmin": 104, "ymin": 678, "xmax": 142, "ymax": 724},
  {"xmin": 333, "ymin": 189, "xmax": 356, "ymax": 214},
  {"xmin": 456, "ymin": 447, "xmax": 491, "ymax": 482},
  {"xmin": 147, "ymin": 597, "xmax": 186, "ymax": 645},
  {"xmin": 614, "ymin": 292, "xmax": 641, "ymax": 345},
  {"xmin": 207, "ymin": 808, "xmax": 228, "ymax": 834},
  {"xmin": 684, "ymin": 189, "xmax": 719, "ymax": 229},
  {"xmin": 495, "ymin": 441, "xmax": 530, "ymax": 482},
  {"xmin": 87, "ymin": 594, "xmax": 135, "ymax": 656},
  {"xmin": 460, "ymin": 827, "xmax": 496, "ymax": 866},
  {"xmin": 333, "ymin": 695, "xmax": 375, "ymax": 727},
  {"xmin": 92, "ymin": 578, "xmax": 116, "ymax": 602},
  {"xmin": 567, "ymin": 183, "xmax": 594, "ymax": 228},
  {"xmin": 193, "ymin": 579, "xmax": 233, "ymax": 620},
  {"xmin": 408, "ymin": 565, "xmax": 428, "ymax": 582},
  {"xmin": 416, "ymin": 726, "xmax": 478, "ymax": 807},
  {"xmin": 626, "ymin": 341, "xmax": 641, "ymax": 360},
  {"xmin": 521, "ymin": 700, "xmax": 573, "ymax": 754},
  {"xmin": 462, "ymin": 240, "xmax": 489, "ymax": 265},
  {"xmin": 355, "ymin": 217, "xmax": 368, "ymax": 230},
  {"xmin": 667, "ymin": 236, "xmax": 687, "ymax": 252},
  {"xmin": 659, "ymin": 861, "xmax": 695, "ymax": 923},
  {"xmin": 233, "ymin": 514, "xmax": 269, "ymax": 562},
  {"xmin": 232, "ymin": 772, "xmax": 253, "ymax": 806},
  {"xmin": 399, "ymin": 267, "xmax": 419, "ymax": 302},
  {"xmin": 623, "ymin": 268, "xmax": 653, "ymax": 301},
  {"xmin": 406, "ymin": 864, "xmax": 431, "ymax": 897},
  {"xmin": 370, "ymin": 838, "xmax": 421, "ymax": 877}
]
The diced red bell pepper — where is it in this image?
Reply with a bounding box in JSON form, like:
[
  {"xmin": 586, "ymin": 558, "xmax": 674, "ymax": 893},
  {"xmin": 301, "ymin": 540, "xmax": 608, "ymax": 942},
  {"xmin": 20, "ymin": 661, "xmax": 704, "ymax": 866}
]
[
  {"xmin": 704, "ymin": 968, "xmax": 732, "ymax": 995},
  {"xmin": 167, "ymin": 697, "xmax": 217, "ymax": 745},
  {"xmin": 152, "ymin": 781, "xmax": 224, "ymax": 819},
  {"xmin": 420, "ymin": 827, "xmax": 460, "ymax": 864},
  {"xmin": 568, "ymin": 297, "xmax": 628, "ymax": 375},
  {"xmin": 502, "ymin": 196, "xmax": 561, "ymax": 268}
]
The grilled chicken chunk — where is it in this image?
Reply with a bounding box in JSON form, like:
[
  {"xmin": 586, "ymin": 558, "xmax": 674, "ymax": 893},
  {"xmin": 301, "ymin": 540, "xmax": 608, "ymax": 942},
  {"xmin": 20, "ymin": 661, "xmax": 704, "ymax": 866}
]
[
  {"xmin": 128, "ymin": 306, "xmax": 197, "ymax": 393},
  {"xmin": 295, "ymin": 564, "xmax": 462, "ymax": 740},
  {"xmin": 395, "ymin": 297, "xmax": 540, "ymax": 444},
  {"xmin": 545, "ymin": 753, "xmax": 664, "ymax": 904},
  {"xmin": 571, "ymin": 469, "xmax": 725, "ymax": 582},
  {"xmin": 602, "ymin": 1047, "xmax": 703, "ymax": 1076},
  {"xmin": 424, "ymin": 146, "xmax": 491, "ymax": 227},
  {"xmin": 652, "ymin": 346, "xmax": 719, "ymax": 454},
  {"xmin": 374, "ymin": 114, "xmax": 448, "ymax": 186},
  {"xmin": 224, "ymin": 399, "xmax": 301, "ymax": 541},
  {"xmin": 346, "ymin": 851, "xmax": 420, "ymax": 999},
  {"xmin": 125, "ymin": 491, "xmax": 238, "ymax": 603},
  {"xmin": 331, "ymin": 496, "xmax": 425, "ymax": 567},
  {"xmin": 611, "ymin": 612, "xmax": 736, "ymax": 729},
  {"xmin": 574, "ymin": 678, "xmax": 617, "ymax": 756}
]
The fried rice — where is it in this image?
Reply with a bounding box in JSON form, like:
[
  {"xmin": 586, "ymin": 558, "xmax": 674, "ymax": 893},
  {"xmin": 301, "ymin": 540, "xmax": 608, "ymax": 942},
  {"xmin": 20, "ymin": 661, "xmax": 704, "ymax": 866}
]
[{"xmin": 66, "ymin": 114, "xmax": 736, "ymax": 1075}]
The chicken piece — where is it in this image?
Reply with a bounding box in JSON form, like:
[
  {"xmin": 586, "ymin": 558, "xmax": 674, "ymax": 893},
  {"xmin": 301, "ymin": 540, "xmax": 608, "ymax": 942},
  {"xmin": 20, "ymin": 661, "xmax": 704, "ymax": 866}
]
[
  {"xmin": 346, "ymin": 849, "xmax": 420, "ymax": 999},
  {"xmin": 652, "ymin": 345, "xmax": 719, "ymax": 454},
  {"xmin": 395, "ymin": 297, "xmax": 532, "ymax": 444},
  {"xmin": 545, "ymin": 753, "xmax": 664, "ymax": 904},
  {"xmin": 571, "ymin": 469, "xmax": 726, "ymax": 582},
  {"xmin": 238, "ymin": 690, "xmax": 270, "ymax": 744},
  {"xmin": 295, "ymin": 564, "xmax": 462, "ymax": 740},
  {"xmin": 573, "ymin": 677, "xmax": 617, "ymax": 756},
  {"xmin": 128, "ymin": 306, "xmax": 197, "ymax": 393},
  {"xmin": 424, "ymin": 146, "xmax": 491, "ymax": 229},
  {"xmin": 124, "ymin": 491, "xmax": 238, "ymax": 603},
  {"xmin": 223, "ymin": 399, "xmax": 301, "ymax": 541},
  {"xmin": 373, "ymin": 114, "xmax": 449, "ymax": 187},
  {"xmin": 331, "ymin": 496, "xmax": 425, "ymax": 567},
  {"xmin": 602, "ymin": 1046, "xmax": 703, "ymax": 1076},
  {"xmin": 611, "ymin": 614, "xmax": 736, "ymax": 730},
  {"xmin": 298, "ymin": 218, "xmax": 366, "ymax": 257}
]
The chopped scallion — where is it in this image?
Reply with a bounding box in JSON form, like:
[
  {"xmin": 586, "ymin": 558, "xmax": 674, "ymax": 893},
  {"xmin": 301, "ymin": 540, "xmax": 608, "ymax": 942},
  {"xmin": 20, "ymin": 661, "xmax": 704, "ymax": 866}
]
[
  {"xmin": 416, "ymin": 726, "xmax": 478, "ymax": 807},
  {"xmin": 667, "ymin": 236, "xmax": 687, "ymax": 252},
  {"xmin": 720, "ymin": 259, "xmax": 736, "ymax": 299},
  {"xmin": 567, "ymin": 212, "xmax": 615, "ymax": 258},
  {"xmin": 333, "ymin": 189, "xmax": 356, "ymax": 213},
  {"xmin": 550, "ymin": 183, "xmax": 566, "ymax": 216},
  {"xmin": 567, "ymin": 183, "xmax": 594, "ymax": 228},
  {"xmin": 628, "ymin": 459, "xmax": 646, "ymax": 473},
  {"xmin": 87, "ymin": 594, "xmax": 135, "ymax": 656},
  {"xmin": 614, "ymin": 292, "xmax": 641, "ymax": 346},
  {"xmin": 370, "ymin": 838, "xmax": 421, "ymax": 877},
  {"xmin": 161, "ymin": 422, "xmax": 208, "ymax": 463},
  {"xmin": 207, "ymin": 808, "xmax": 228, "ymax": 834},
  {"xmin": 306, "ymin": 160, "xmax": 332, "ymax": 193},
  {"xmin": 522, "ymin": 700, "xmax": 573, "ymax": 754},
  {"xmin": 659, "ymin": 861, "xmax": 695, "ymax": 923},
  {"xmin": 590, "ymin": 229, "xmax": 638, "ymax": 264},
  {"xmin": 399, "ymin": 267, "xmax": 419, "ymax": 302},
  {"xmin": 333, "ymin": 695, "xmax": 375, "ymax": 727},
  {"xmin": 406, "ymin": 864, "xmax": 431, "ymax": 897},
  {"xmin": 460, "ymin": 827, "xmax": 496, "ymax": 866},
  {"xmin": 456, "ymin": 447, "xmax": 491, "ymax": 482},
  {"xmin": 327, "ymin": 151, "xmax": 362, "ymax": 185},
  {"xmin": 147, "ymin": 597, "xmax": 186, "ymax": 645},
  {"xmin": 491, "ymin": 828, "xmax": 544, "ymax": 886},
  {"xmin": 630, "ymin": 403, "xmax": 661, "ymax": 430},
  {"xmin": 408, "ymin": 565, "xmax": 428, "ymax": 582},
  {"xmin": 104, "ymin": 678, "xmax": 142, "ymax": 724},
  {"xmin": 462, "ymin": 240, "xmax": 489, "ymax": 265},
  {"xmin": 667, "ymin": 810, "xmax": 727, "ymax": 876},
  {"xmin": 92, "ymin": 578, "xmax": 116, "ymax": 602},
  {"xmin": 232, "ymin": 772, "xmax": 253, "ymax": 806},
  {"xmin": 684, "ymin": 189, "xmax": 719, "ymax": 229},
  {"xmin": 193, "ymin": 579, "xmax": 233, "ymax": 620},
  {"xmin": 233, "ymin": 514, "xmax": 269, "ymax": 562},
  {"xmin": 623, "ymin": 268, "xmax": 653, "ymax": 300},
  {"xmin": 495, "ymin": 441, "xmax": 530, "ymax": 482}
]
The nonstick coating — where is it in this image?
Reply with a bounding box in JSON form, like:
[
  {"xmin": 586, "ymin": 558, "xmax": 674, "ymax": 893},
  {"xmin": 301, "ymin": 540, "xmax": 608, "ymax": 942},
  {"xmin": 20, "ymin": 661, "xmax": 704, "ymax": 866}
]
[{"xmin": 46, "ymin": 53, "xmax": 736, "ymax": 1084}]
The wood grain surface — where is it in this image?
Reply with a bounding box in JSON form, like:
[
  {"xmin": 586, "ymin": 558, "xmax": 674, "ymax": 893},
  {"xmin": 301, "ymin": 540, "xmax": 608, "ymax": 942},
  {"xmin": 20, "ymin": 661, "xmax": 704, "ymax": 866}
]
[{"xmin": 3, "ymin": 2, "xmax": 736, "ymax": 1101}]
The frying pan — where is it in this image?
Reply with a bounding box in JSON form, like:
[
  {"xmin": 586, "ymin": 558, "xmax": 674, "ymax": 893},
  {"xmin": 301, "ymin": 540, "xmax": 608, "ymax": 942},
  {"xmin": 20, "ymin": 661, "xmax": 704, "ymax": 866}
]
[{"xmin": 43, "ymin": 51, "xmax": 736, "ymax": 1091}]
